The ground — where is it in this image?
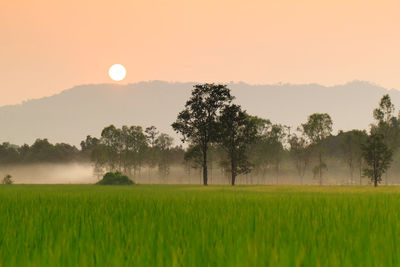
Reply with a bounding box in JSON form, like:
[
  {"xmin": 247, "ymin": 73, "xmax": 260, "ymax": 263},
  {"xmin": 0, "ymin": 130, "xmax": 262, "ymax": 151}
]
[{"xmin": 1, "ymin": 185, "xmax": 400, "ymax": 266}]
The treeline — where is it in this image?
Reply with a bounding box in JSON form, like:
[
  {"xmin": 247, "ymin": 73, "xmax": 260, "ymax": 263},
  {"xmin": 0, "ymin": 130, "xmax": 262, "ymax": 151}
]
[
  {"xmin": 0, "ymin": 139, "xmax": 82, "ymax": 164},
  {"xmin": 86, "ymin": 84, "xmax": 396, "ymax": 186},
  {"xmin": 81, "ymin": 125, "xmax": 184, "ymax": 179},
  {"xmin": 0, "ymin": 84, "xmax": 398, "ymax": 186}
]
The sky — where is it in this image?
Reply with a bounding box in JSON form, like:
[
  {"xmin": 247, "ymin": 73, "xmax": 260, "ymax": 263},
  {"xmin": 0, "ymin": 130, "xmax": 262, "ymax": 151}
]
[{"xmin": 1, "ymin": 0, "xmax": 399, "ymax": 106}]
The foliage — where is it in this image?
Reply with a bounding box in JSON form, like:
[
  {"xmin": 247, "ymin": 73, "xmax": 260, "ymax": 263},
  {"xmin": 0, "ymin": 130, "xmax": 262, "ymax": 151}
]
[
  {"xmin": 2, "ymin": 174, "xmax": 12, "ymax": 185},
  {"xmin": 338, "ymin": 130, "xmax": 368, "ymax": 183},
  {"xmin": 301, "ymin": 113, "xmax": 333, "ymax": 143},
  {"xmin": 373, "ymin": 94, "xmax": 395, "ymax": 124},
  {"xmin": 155, "ymin": 133, "xmax": 174, "ymax": 178},
  {"xmin": 288, "ymin": 134, "xmax": 310, "ymax": 183},
  {"xmin": 301, "ymin": 113, "xmax": 333, "ymax": 185},
  {"xmin": 97, "ymin": 125, "xmax": 148, "ymax": 175},
  {"xmin": 371, "ymin": 94, "xmax": 400, "ymax": 153},
  {"xmin": 96, "ymin": 172, "xmax": 134, "ymax": 185},
  {"xmin": 0, "ymin": 139, "xmax": 81, "ymax": 165},
  {"xmin": 89, "ymin": 125, "xmax": 179, "ymax": 180},
  {"xmin": 172, "ymin": 83, "xmax": 233, "ymax": 185},
  {"xmin": 215, "ymin": 104, "xmax": 258, "ymax": 185},
  {"xmin": 362, "ymin": 133, "xmax": 393, "ymax": 187},
  {"xmin": 80, "ymin": 135, "xmax": 100, "ymax": 158},
  {"xmin": 248, "ymin": 117, "xmax": 287, "ymax": 183},
  {"xmin": 3, "ymin": 92, "xmax": 400, "ymax": 186},
  {"xmin": 145, "ymin": 126, "xmax": 159, "ymax": 169}
]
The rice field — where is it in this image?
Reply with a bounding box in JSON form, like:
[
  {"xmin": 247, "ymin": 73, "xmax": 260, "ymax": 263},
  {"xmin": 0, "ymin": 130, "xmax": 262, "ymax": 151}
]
[{"xmin": 1, "ymin": 185, "xmax": 400, "ymax": 266}]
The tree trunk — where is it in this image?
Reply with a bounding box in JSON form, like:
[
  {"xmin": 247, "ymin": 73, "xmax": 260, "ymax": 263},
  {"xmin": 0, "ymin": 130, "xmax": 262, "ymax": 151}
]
[
  {"xmin": 319, "ymin": 151, "xmax": 322, "ymax": 186},
  {"xmin": 231, "ymin": 160, "xmax": 236, "ymax": 186},
  {"xmin": 349, "ymin": 162, "xmax": 354, "ymax": 185},
  {"xmin": 373, "ymin": 148, "xmax": 377, "ymax": 187},
  {"xmin": 276, "ymin": 161, "xmax": 280, "ymax": 185},
  {"xmin": 202, "ymin": 146, "xmax": 208, "ymax": 186}
]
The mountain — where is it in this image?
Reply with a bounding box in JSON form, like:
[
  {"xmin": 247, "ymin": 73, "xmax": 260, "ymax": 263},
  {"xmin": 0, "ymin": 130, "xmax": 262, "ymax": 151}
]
[{"xmin": 0, "ymin": 80, "xmax": 399, "ymax": 146}]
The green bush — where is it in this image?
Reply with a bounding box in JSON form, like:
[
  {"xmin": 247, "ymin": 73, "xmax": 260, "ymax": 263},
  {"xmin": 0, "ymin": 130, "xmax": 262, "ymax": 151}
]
[
  {"xmin": 2, "ymin": 174, "xmax": 13, "ymax": 185},
  {"xmin": 96, "ymin": 172, "xmax": 134, "ymax": 185}
]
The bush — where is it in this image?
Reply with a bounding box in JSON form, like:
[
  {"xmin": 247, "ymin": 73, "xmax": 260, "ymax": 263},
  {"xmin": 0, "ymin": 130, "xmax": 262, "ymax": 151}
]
[
  {"xmin": 2, "ymin": 174, "xmax": 13, "ymax": 185},
  {"xmin": 96, "ymin": 172, "xmax": 134, "ymax": 185}
]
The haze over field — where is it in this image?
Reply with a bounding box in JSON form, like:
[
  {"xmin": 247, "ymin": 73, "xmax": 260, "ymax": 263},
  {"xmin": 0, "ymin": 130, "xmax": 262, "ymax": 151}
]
[
  {"xmin": 0, "ymin": 80, "xmax": 398, "ymax": 146},
  {"xmin": 0, "ymin": 163, "xmax": 94, "ymax": 184}
]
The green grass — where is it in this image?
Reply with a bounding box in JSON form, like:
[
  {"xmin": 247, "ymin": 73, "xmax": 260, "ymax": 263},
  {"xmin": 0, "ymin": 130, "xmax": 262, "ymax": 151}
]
[{"xmin": 1, "ymin": 185, "xmax": 400, "ymax": 266}]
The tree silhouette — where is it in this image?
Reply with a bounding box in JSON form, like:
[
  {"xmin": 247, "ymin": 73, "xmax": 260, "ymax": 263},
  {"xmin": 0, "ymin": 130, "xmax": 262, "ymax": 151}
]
[
  {"xmin": 301, "ymin": 113, "xmax": 333, "ymax": 185},
  {"xmin": 362, "ymin": 133, "xmax": 393, "ymax": 187},
  {"xmin": 172, "ymin": 84, "xmax": 233, "ymax": 185},
  {"xmin": 216, "ymin": 104, "xmax": 258, "ymax": 185}
]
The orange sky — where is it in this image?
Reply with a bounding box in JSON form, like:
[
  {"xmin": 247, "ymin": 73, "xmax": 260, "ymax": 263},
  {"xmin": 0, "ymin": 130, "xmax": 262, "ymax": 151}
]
[{"xmin": 1, "ymin": 0, "xmax": 399, "ymax": 106}]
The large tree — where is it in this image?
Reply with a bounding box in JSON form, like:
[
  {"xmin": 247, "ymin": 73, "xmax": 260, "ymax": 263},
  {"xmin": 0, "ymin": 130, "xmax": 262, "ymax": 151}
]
[
  {"xmin": 216, "ymin": 104, "xmax": 258, "ymax": 186},
  {"xmin": 301, "ymin": 113, "xmax": 333, "ymax": 185},
  {"xmin": 371, "ymin": 94, "xmax": 399, "ymax": 184},
  {"xmin": 172, "ymin": 83, "xmax": 233, "ymax": 185},
  {"xmin": 362, "ymin": 133, "xmax": 393, "ymax": 187}
]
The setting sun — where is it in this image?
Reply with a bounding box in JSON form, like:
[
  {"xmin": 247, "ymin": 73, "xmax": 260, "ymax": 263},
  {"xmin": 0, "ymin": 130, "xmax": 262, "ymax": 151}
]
[{"xmin": 108, "ymin": 64, "xmax": 126, "ymax": 81}]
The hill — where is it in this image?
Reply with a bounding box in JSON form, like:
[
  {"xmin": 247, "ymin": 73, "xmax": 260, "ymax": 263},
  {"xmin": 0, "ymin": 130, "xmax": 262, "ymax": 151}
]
[{"xmin": 0, "ymin": 80, "xmax": 398, "ymax": 146}]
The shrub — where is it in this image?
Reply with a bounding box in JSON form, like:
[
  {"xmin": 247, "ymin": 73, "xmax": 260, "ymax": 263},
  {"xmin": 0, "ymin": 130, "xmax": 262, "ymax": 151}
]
[
  {"xmin": 96, "ymin": 172, "xmax": 134, "ymax": 185},
  {"xmin": 2, "ymin": 174, "xmax": 13, "ymax": 185}
]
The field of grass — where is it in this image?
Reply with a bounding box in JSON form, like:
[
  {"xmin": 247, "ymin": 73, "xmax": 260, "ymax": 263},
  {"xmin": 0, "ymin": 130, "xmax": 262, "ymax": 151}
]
[{"xmin": 1, "ymin": 185, "xmax": 400, "ymax": 266}]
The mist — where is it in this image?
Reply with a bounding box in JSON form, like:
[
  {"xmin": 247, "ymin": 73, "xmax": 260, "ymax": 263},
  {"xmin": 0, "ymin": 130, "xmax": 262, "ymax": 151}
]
[
  {"xmin": 1, "ymin": 160, "xmax": 399, "ymax": 185},
  {"xmin": 0, "ymin": 163, "xmax": 96, "ymax": 184}
]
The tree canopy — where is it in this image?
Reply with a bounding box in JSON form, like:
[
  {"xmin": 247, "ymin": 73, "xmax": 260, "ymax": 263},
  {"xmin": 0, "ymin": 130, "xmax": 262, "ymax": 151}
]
[{"xmin": 172, "ymin": 83, "xmax": 233, "ymax": 185}]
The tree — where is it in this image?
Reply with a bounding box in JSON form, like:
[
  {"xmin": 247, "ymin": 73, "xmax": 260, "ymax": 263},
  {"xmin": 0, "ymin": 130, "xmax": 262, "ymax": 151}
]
[
  {"xmin": 247, "ymin": 117, "xmax": 272, "ymax": 181},
  {"xmin": 0, "ymin": 143, "xmax": 20, "ymax": 164},
  {"xmin": 145, "ymin": 126, "xmax": 159, "ymax": 175},
  {"xmin": 145, "ymin": 126, "xmax": 159, "ymax": 147},
  {"xmin": 2, "ymin": 174, "xmax": 13, "ymax": 185},
  {"xmin": 80, "ymin": 135, "xmax": 100, "ymax": 159},
  {"xmin": 362, "ymin": 133, "xmax": 393, "ymax": 187},
  {"xmin": 172, "ymin": 83, "xmax": 233, "ymax": 185},
  {"xmin": 100, "ymin": 125, "xmax": 122, "ymax": 171},
  {"xmin": 338, "ymin": 130, "xmax": 367, "ymax": 184},
  {"xmin": 371, "ymin": 95, "xmax": 399, "ymax": 184},
  {"xmin": 373, "ymin": 94, "xmax": 395, "ymax": 125},
  {"xmin": 288, "ymin": 134, "xmax": 310, "ymax": 184},
  {"xmin": 93, "ymin": 125, "xmax": 149, "ymax": 177},
  {"xmin": 372, "ymin": 94, "xmax": 399, "ymax": 147},
  {"xmin": 216, "ymin": 104, "xmax": 258, "ymax": 186},
  {"xmin": 264, "ymin": 124, "xmax": 287, "ymax": 184},
  {"xmin": 155, "ymin": 133, "xmax": 174, "ymax": 179},
  {"xmin": 301, "ymin": 113, "xmax": 333, "ymax": 185},
  {"xmin": 122, "ymin": 125, "xmax": 148, "ymax": 177}
]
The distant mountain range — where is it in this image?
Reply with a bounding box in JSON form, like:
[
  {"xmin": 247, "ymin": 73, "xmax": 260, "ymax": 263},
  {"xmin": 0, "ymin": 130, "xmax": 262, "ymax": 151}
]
[{"xmin": 1, "ymin": 80, "xmax": 399, "ymax": 146}]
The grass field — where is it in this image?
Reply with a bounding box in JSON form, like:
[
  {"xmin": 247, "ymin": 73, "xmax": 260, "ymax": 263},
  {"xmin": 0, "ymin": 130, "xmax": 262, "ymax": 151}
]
[{"xmin": 1, "ymin": 185, "xmax": 400, "ymax": 266}]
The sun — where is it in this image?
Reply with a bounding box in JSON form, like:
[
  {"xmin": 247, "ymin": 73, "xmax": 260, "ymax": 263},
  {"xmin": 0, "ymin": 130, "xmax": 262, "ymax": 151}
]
[{"xmin": 108, "ymin": 64, "xmax": 126, "ymax": 81}]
